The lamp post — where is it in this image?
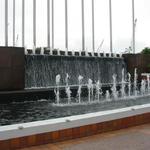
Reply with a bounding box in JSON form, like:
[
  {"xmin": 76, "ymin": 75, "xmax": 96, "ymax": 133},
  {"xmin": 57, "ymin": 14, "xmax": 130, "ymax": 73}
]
[{"xmin": 109, "ymin": 0, "xmax": 113, "ymax": 53}]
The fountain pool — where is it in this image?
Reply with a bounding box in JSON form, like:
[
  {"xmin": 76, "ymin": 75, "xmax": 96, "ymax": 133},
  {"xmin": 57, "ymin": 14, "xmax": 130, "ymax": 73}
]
[
  {"xmin": 1, "ymin": 94, "xmax": 150, "ymax": 126},
  {"xmin": 1, "ymin": 68, "xmax": 150, "ymax": 126}
]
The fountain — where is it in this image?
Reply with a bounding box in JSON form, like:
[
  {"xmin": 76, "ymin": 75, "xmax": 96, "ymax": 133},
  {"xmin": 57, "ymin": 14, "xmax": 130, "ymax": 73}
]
[
  {"xmin": 128, "ymin": 73, "xmax": 131, "ymax": 97},
  {"xmin": 65, "ymin": 74, "xmax": 72, "ymax": 104},
  {"xmin": 66, "ymin": 86, "xmax": 71, "ymax": 104},
  {"xmin": 121, "ymin": 68, "xmax": 126, "ymax": 98},
  {"xmin": 87, "ymin": 79, "xmax": 93, "ymax": 103},
  {"xmin": 147, "ymin": 74, "xmax": 150, "ymax": 92},
  {"xmin": 134, "ymin": 68, "xmax": 138, "ymax": 96},
  {"xmin": 111, "ymin": 74, "xmax": 118, "ymax": 100},
  {"xmin": 1, "ymin": 2, "xmax": 150, "ymax": 147},
  {"xmin": 25, "ymin": 51, "xmax": 125, "ymax": 88},
  {"xmin": 140, "ymin": 79, "xmax": 146, "ymax": 95},
  {"xmin": 95, "ymin": 80, "xmax": 102, "ymax": 102},
  {"xmin": 49, "ymin": 68, "xmax": 150, "ymax": 105},
  {"xmin": 2, "ymin": 65, "xmax": 150, "ymax": 127},
  {"xmin": 77, "ymin": 75, "xmax": 83, "ymax": 103},
  {"xmin": 105, "ymin": 90, "xmax": 111, "ymax": 101},
  {"xmin": 54, "ymin": 74, "xmax": 61, "ymax": 104}
]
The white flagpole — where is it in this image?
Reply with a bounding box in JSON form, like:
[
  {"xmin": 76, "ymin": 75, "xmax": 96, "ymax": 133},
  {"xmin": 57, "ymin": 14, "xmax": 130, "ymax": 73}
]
[
  {"xmin": 47, "ymin": 0, "xmax": 50, "ymax": 48},
  {"xmin": 22, "ymin": 0, "xmax": 25, "ymax": 47},
  {"xmin": 13, "ymin": 0, "xmax": 15, "ymax": 46},
  {"xmin": 33, "ymin": 0, "xmax": 36, "ymax": 47},
  {"xmin": 92, "ymin": 0, "xmax": 95, "ymax": 53},
  {"xmin": 52, "ymin": 0, "xmax": 54, "ymax": 50},
  {"xmin": 81, "ymin": 0, "xmax": 85, "ymax": 51},
  {"xmin": 5, "ymin": 0, "xmax": 8, "ymax": 46},
  {"xmin": 132, "ymin": 0, "xmax": 135, "ymax": 53},
  {"xmin": 109, "ymin": 0, "xmax": 113, "ymax": 53},
  {"xmin": 65, "ymin": 0, "xmax": 68, "ymax": 52}
]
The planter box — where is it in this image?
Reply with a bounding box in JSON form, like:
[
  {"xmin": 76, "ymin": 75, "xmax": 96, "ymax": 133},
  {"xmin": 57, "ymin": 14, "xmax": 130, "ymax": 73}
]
[{"xmin": 0, "ymin": 47, "xmax": 25, "ymax": 91}]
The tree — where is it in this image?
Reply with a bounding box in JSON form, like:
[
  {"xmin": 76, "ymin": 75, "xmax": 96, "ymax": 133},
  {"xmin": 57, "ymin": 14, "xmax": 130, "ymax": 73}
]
[{"xmin": 141, "ymin": 47, "xmax": 150, "ymax": 54}]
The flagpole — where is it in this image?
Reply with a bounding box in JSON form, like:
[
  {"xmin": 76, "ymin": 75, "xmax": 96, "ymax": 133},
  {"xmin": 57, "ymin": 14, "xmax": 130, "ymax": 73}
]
[
  {"xmin": 22, "ymin": 0, "xmax": 25, "ymax": 47},
  {"xmin": 132, "ymin": 0, "xmax": 135, "ymax": 53},
  {"xmin": 109, "ymin": 0, "xmax": 113, "ymax": 53},
  {"xmin": 13, "ymin": 0, "xmax": 15, "ymax": 46},
  {"xmin": 33, "ymin": 0, "xmax": 36, "ymax": 47},
  {"xmin": 47, "ymin": 0, "xmax": 50, "ymax": 48},
  {"xmin": 5, "ymin": 0, "xmax": 8, "ymax": 46},
  {"xmin": 52, "ymin": 0, "xmax": 54, "ymax": 50},
  {"xmin": 81, "ymin": 0, "xmax": 85, "ymax": 51},
  {"xmin": 92, "ymin": 0, "xmax": 95, "ymax": 53},
  {"xmin": 65, "ymin": 0, "xmax": 68, "ymax": 52}
]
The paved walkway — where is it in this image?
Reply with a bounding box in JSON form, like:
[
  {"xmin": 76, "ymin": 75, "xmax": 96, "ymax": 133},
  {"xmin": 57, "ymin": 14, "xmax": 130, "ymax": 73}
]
[{"xmin": 21, "ymin": 123, "xmax": 150, "ymax": 150}]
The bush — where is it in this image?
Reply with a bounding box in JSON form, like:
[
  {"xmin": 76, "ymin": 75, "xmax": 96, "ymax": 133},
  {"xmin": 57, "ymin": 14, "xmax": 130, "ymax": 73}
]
[{"xmin": 141, "ymin": 47, "xmax": 150, "ymax": 54}]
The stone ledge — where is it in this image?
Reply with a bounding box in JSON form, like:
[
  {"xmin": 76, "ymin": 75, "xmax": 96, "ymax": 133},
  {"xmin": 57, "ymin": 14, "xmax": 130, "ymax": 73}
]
[{"xmin": 0, "ymin": 112, "xmax": 150, "ymax": 150}]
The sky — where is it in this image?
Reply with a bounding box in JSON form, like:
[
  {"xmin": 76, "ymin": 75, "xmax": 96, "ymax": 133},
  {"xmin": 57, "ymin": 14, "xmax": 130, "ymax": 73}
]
[{"xmin": 0, "ymin": 0, "xmax": 150, "ymax": 53}]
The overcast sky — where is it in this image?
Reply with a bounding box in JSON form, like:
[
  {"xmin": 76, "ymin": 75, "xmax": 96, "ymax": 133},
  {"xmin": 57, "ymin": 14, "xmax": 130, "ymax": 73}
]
[{"xmin": 0, "ymin": 0, "xmax": 150, "ymax": 53}]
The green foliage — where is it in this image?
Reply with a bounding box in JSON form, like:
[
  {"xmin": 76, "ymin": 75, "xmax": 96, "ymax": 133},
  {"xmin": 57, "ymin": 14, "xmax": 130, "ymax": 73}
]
[
  {"xmin": 147, "ymin": 64, "xmax": 150, "ymax": 71},
  {"xmin": 141, "ymin": 47, "xmax": 150, "ymax": 54},
  {"xmin": 148, "ymin": 64, "xmax": 150, "ymax": 68}
]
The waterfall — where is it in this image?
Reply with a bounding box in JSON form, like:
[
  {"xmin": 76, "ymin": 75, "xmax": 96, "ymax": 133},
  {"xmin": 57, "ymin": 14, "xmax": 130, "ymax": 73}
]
[{"xmin": 25, "ymin": 55, "xmax": 126, "ymax": 88}]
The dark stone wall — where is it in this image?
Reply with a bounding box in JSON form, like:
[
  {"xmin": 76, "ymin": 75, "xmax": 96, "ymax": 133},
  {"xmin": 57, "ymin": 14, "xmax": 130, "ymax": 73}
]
[
  {"xmin": 123, "ymin": 54, "xmax": 150, "ymax": 80},
  {"xmin": 0, "ymin": 47, "xmax": 25, "ymax": 91},
  {"xmin": 25, "ymin": 55, "xmax": 126, "ymax": 88}
]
